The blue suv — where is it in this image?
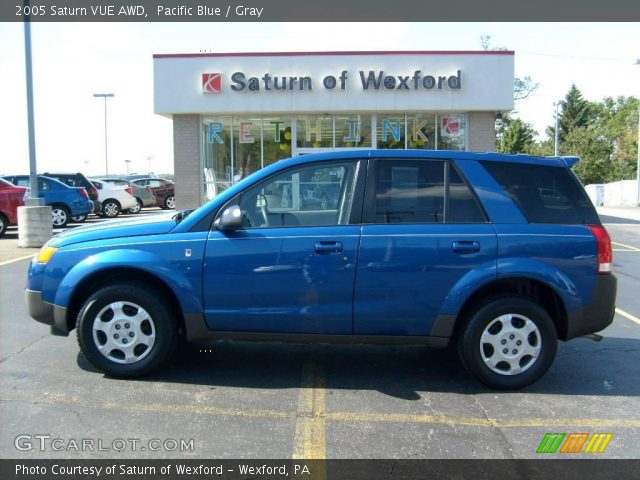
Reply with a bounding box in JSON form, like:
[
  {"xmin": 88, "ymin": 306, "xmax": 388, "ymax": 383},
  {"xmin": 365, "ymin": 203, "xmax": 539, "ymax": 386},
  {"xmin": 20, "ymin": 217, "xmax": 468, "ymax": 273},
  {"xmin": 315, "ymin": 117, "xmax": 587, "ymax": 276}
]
[
  {"xmin": 2, "ymin": 175, "xmax": 93, "ymax": 227},
  {"xmin": 25, "ymin": 151, "xmax": 616, "ymax": 389}
]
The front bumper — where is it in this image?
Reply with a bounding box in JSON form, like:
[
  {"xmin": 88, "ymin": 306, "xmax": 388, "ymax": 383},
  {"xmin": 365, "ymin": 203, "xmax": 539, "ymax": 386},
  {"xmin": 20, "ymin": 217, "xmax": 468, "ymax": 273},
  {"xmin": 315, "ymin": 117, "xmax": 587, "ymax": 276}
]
[
  {"xmin": 565, "ymin": 274, "xmax": 617, "ymax": 340},
  {"xmin": 25, "ymin": 289, "xmax": 69, "ymax": 336}
]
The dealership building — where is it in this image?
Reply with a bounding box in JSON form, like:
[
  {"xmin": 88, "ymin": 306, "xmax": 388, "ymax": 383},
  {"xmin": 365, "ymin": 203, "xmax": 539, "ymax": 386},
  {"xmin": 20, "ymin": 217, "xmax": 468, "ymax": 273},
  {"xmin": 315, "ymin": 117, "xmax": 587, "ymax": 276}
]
[{"xmin": 153, "ymin": 51, "xmax": 514, "ymax": 209}]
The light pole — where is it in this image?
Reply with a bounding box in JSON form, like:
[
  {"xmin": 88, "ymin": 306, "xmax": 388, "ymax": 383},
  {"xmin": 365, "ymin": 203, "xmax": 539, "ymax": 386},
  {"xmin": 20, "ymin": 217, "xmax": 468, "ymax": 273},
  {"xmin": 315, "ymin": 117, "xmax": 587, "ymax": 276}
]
[
  {"xmin": 125, "ymin": 159, "xmax": 132, "ymax": 175},
  {"xmin": 93, "ymin": 93, "xmax": 114, "ymax": 176},
  {"xmin": 554, "ymin": 101, "xmax": 562, "ymax": 156}
]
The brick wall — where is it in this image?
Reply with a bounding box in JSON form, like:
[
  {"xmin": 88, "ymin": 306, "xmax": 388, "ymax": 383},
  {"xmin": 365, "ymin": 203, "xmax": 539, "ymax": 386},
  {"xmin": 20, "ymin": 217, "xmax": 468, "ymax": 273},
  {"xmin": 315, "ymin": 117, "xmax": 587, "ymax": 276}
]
[
  {"xmin": 172, "ymin": 115, "xmax": 202, "ymax": 209},
  {"xmin": 467, "ymin": 112, "xmax": 497, "ymax": 152}
]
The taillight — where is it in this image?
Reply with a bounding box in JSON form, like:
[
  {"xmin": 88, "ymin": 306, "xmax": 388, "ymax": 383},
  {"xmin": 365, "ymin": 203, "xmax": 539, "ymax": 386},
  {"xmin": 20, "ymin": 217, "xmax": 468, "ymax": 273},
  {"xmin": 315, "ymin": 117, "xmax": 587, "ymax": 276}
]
[
  {"xmin": 90, "ymin": 187, "xmax": 98, "ymax": 199},
  {"xmin": 588, "ymin": 225, "xmax": 612, "ymax": 274},
  {"xmin": 125, "ymin": 187, "xmax": 134, "ymax": 196},
  {"xmin": 78, "ymin": 188, "xmax": 89, "ymax": 199}
]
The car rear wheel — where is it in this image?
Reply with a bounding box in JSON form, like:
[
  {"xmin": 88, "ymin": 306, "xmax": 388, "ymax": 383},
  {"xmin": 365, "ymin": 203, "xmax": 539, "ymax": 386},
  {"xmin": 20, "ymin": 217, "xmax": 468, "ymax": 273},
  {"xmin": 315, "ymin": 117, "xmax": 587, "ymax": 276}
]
[
  {"xmin": 76, "ymin": 284, "xmax": 177, "ymax": 377},
  {"xmin": 457, "ymin": 296, "xmax": 557, "ymax": 390},
  {"xmin": 51, "ymin": 205, "xmax": 70, "ymax": 228},
  {"xmin": 101, "ymin": 199, "xmax": 120, "ymax": 218},
  {"xmin": 126, "ymin": 198, "xmax": 143, "ymax": 214},
  {"xmin": 0, "ymin": 214, "xmax": 8, "ymax": 237},
  {"xmin": 71, "ymin": 214, "xmax": 88, "ymax": 223},
  {"xmin": 164, "ymin": 195, "xmax": 175, "ymax": 210}
]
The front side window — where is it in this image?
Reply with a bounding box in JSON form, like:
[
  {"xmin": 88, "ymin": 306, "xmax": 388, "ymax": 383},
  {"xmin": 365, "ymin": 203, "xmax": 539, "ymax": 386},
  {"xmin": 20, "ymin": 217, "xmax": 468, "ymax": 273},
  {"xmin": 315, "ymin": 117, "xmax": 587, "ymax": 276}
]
[{"xmin": 237, "ymin": 162, "xmax": 357, "ymax": 228}]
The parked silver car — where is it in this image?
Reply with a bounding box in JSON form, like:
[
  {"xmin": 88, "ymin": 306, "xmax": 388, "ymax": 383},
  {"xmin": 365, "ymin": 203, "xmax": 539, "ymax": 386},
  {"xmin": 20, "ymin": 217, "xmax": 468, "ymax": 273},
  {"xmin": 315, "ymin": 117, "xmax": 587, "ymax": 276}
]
[{"xmin": 98, "ymin": 178, "xmax": 156, "ymax": 213}]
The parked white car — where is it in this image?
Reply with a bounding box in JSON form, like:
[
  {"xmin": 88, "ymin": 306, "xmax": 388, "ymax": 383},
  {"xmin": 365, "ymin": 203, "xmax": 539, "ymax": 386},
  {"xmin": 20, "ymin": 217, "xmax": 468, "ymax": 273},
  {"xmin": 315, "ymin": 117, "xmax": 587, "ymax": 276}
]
[{"xmin": 91, "ymin": 180, "xmax": 138, "ymax": 218}]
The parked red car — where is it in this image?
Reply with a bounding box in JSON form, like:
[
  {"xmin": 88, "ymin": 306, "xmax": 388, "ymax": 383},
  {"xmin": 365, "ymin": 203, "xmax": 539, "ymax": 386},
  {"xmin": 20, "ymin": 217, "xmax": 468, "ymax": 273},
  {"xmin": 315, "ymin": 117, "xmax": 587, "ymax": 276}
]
[
  {"xmin": 0, "ymin": 178, "xmax": 28, "ymax": 237},
  {"xmin": 130, "ymin": 178, "xmax": 175, "ymax": 209}
]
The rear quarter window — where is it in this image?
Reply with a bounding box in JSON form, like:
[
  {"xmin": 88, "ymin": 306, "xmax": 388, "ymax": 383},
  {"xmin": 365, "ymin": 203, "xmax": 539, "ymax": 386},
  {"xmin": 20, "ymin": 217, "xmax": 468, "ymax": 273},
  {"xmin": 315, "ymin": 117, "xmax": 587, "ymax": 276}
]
[{"xmin": 481, "ymin": 161, "xmax": 599, "ymax": 224}]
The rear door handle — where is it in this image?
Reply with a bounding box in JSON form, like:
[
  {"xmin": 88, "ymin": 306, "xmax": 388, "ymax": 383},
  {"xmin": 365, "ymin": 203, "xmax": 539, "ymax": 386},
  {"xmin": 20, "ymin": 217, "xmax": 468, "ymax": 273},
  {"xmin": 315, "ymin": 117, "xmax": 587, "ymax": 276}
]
[
  {"xmin": 314, "ymin": 241, "xmax": 343, "ymax": 254},
  {"xmin": 452, "ymin": 240, "xmax": 480, "ymax": 254}
]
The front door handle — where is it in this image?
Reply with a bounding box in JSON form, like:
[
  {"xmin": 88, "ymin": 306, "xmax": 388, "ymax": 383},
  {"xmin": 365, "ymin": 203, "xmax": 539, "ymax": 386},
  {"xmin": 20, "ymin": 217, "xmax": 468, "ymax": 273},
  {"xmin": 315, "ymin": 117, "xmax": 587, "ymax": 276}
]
[
  {"xmin": 314, "ymin": 241, "xmax": 343, "ymax": 254},
  {"xmin": 452, "ymin": 240, "xmax": 480, "ymax": 254}
]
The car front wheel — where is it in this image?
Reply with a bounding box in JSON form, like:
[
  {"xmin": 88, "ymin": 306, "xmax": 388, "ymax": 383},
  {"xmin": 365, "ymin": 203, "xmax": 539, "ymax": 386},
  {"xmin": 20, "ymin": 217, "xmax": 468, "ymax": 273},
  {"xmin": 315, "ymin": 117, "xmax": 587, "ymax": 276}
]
[
  {"xmin": 127, "ymin": 198, "xmax": 143, "ymax": 214},
  {"xmin": 0, "ymin": 214, "xmax": 8, "ymax": 237},
  {"xmin": 76, "ymin": 284, "xmax": 177, "ymax": 377},
  {"xmin": 457, "ymin": 296, "xmax": 557, "ymax": 390}
]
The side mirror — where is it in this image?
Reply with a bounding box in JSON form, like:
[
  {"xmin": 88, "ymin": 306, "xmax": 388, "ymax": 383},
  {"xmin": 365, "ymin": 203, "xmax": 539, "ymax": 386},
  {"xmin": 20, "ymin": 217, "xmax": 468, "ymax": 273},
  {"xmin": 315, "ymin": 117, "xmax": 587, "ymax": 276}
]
[{"xmin": 216, "ymin": 205, "xmax": 242, "ymax": 230}]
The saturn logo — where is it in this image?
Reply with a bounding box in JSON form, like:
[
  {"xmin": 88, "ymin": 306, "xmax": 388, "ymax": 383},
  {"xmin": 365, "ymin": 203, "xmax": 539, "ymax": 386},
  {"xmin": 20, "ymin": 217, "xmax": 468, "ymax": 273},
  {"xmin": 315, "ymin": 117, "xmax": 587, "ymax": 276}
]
[{"xmin": 202, "ymin": 73, "xmax": 222, "ymax": 93}]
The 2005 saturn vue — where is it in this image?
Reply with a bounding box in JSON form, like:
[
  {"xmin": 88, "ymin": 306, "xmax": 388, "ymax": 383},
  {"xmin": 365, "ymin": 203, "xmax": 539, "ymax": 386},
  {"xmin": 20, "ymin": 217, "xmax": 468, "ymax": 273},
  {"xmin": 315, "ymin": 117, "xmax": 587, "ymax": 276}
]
[{"xmin": 25, "ymin": 150, "xmax": 616, "ymax": 389}]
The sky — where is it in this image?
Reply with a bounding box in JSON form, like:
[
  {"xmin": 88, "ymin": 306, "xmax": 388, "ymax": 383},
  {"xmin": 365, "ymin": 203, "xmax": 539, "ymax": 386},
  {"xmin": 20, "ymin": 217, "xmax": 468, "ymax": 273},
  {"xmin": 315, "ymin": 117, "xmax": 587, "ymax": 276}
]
[{"xmin": 0, "ymin": 22, "xmax": 638, "ymax": 176}]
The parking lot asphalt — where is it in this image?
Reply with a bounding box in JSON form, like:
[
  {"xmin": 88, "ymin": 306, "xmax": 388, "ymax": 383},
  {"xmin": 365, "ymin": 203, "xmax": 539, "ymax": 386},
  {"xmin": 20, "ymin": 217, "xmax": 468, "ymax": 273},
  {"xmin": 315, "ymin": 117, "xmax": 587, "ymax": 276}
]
[{"xmin": 1, "ymin": 210, "xmax": 639, "ymax": 459}]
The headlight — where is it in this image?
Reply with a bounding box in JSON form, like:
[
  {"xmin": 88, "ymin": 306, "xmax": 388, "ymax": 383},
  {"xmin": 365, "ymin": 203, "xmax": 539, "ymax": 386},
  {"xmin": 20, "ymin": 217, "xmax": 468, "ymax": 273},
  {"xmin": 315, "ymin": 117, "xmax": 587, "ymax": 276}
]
[{"xmin": 36, "ymin": 245, "xmax": 58, "ymax": 263}]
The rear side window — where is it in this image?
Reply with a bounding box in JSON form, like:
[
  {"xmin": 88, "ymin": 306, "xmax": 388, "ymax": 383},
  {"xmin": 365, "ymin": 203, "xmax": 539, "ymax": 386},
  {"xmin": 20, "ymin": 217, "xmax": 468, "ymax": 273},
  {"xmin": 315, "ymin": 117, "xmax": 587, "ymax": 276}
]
[
  {"xmin": 372, "ymin": 160, "xmax": 485, "ymax": 224},
  {"xmin": 481, "ymin": 161, "xmax": 599, "ymax": 224}
]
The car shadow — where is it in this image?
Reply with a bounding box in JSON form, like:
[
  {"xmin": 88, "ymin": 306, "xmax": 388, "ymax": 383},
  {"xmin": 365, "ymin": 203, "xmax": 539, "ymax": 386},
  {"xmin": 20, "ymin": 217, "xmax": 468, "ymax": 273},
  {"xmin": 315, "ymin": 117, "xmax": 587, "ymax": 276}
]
[
  {"xmin": 599, "ymin": 214, "xmax": 640, "ymax": 225},
  {"xmin": 77, "ymin": 336, "xmax": 640, "ymax": 399}
]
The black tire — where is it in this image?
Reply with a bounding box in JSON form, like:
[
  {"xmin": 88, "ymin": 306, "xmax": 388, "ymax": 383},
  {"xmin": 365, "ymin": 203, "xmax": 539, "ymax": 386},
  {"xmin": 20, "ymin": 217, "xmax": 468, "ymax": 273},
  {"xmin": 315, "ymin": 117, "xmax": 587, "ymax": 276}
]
[
  {"xmin": 101, "ymin": 199, "xmax": 121, "ymax": 218},
  {"xmin": 126, "ymin": 198, "xmax": 143, "ymax": 214},
  {"xmin": 457, "ymin": 296, "xmax": 557, "ymax": 390},
  {"xmin": 164, "ymin": 194, "xmax": 175, "ymax": 210},
  {"xmin": 76, "ymin": 284, "xmax": 177, "ymax": 378},
  {"xmin": 0, "ymin": 213, "xmax": 8, "ymax": 237},
  {"xmin": 71, "ymin": 214, "xmax": 88, "ymax": 223},
  {"xmin": 51, "ymin": 204, "xmax": 70, "ymax": 228}
]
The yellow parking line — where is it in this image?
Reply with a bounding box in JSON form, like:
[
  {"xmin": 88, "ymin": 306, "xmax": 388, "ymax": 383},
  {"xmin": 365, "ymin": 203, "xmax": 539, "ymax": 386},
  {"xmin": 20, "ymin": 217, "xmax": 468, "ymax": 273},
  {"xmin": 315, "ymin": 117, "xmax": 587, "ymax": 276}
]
[
  {"xmin": 292, "ymin": 362, "xmax": 327, "ymax": 460},
  {"xmin": 0, "ymin": 253, "xmax": 36, "ymax": 266},
  {"xmin": 612, "ymin": 241, "xmax": 640, "ymax": 252},
  {"xmin": 3, "ymin": 393, "xmax": 640, "ymax": 429},
  {"xmin": 615, "ymin": 308, "xmax": 640, "ymax": 326},
  {"xmin": 325, "ymin": 411, "xmax": 640, "ymax": 428},
  {"xmin": 612, "ymin": 248, "xmax": 638, "ymax": 252}
]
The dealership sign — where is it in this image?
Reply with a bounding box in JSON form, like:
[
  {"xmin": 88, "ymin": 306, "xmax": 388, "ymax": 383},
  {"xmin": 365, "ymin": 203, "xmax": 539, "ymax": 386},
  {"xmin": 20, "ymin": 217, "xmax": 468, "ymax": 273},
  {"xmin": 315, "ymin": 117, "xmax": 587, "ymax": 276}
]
[{"xmin": 202, "ymin": 70, "xmax": 462, "ymax": 93}]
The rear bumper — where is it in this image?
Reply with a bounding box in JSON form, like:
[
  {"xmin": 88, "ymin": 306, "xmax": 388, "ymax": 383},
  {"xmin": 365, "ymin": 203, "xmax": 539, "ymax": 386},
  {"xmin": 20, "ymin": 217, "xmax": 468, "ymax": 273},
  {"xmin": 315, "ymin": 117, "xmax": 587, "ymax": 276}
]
[
  {"xmin": 25, "ymin": 289, "xmax": 69, "ymax": 336},
  {"xmin": 565, "ymin": 274, "xmax": 617, "ymax": 340}
]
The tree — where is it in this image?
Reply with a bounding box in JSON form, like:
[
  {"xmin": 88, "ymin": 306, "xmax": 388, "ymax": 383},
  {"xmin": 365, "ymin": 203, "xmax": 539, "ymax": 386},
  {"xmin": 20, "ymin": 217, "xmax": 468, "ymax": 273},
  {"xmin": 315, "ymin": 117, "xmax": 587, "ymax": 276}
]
[
  {"xmin": 597, "ymin": 96, "xmax": 639, "ymax": 181},
  {"xmin": 498, "ymin": 118, "xmax": 536, "ymax": 153},
  {"xmin": 562, "ymin": 126, "xmax": 613, "ymax": 185},
  {"xmin": 558, "ymin": 84, "xmax": 598, "ymax": 141}
]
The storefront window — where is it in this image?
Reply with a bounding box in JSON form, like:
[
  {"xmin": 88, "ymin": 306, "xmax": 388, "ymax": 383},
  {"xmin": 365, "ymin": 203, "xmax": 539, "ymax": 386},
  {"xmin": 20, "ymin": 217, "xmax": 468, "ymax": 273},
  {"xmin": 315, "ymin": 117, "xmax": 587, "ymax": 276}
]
[
  {"xmin": 233, "ymin": 116, "xmax": 262, "ymax": 181},
  {"xmin": 202, "ymin": 117, "xmax": 232, "ymax": 200},
  {"xmin": 406, "ymin": 113, "xmax": 436, "ymax": 150},
  {"xmin": 201, "ymin": 112, "xmax": 469, "ymax": 202},
  {"xmin": 262, "ymin": 115, "xmax": 292, "ymax": 166},
  {"xmin": 377, "ymin": 114, "xmax": 406, "ymax": 149},
  {"xmin": 297, "ymin": 115, "xmax": 333, "ymax": 148},
  {"xmin": 437, "ymin": 114, "xmax": 467, "ymax": 151},
  {"xmin": 335, "ymin": 114, "xmax": 372, "ymax": 148}
]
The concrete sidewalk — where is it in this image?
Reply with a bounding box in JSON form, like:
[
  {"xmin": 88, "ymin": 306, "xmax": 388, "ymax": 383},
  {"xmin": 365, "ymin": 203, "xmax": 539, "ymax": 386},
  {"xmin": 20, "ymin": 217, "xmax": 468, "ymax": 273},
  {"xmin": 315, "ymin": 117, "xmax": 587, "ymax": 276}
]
[{"xmin": 597, "ymin": 206, "xmax": 640, "ymax": 222}]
